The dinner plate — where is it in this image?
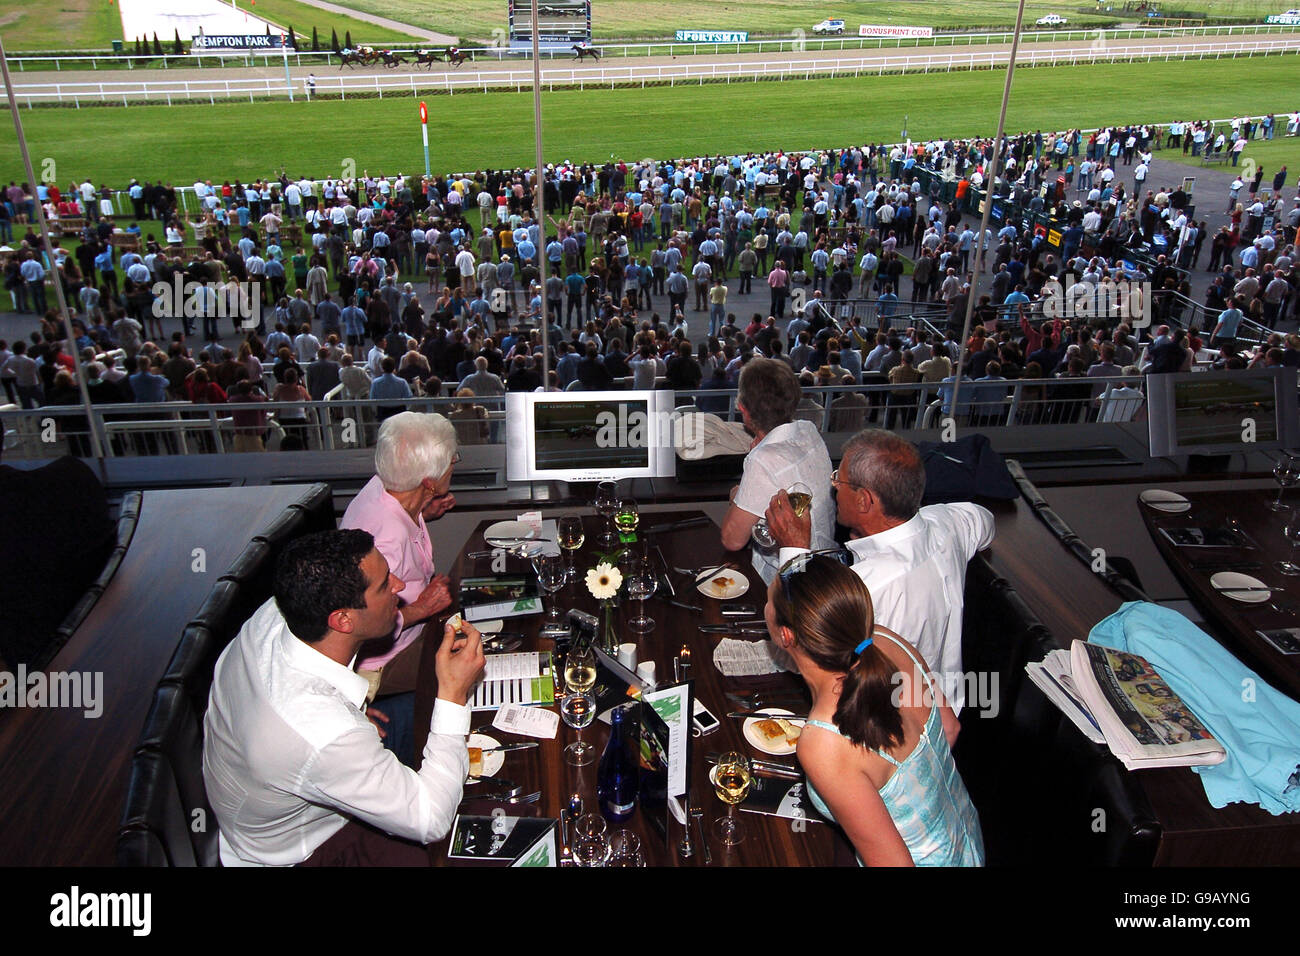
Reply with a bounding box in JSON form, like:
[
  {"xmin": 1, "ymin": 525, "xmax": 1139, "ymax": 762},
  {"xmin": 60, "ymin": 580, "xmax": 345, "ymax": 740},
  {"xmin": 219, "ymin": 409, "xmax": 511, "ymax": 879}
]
[
  {"xmin": 1209, "ymin": 571, "xmax": 1271, "ymax": 604},
  {"xmin": 1139, "ymin": 489, "xmax": 1191, "ymax": 514},
  {"xmin": 475, "ymin": 619, "xmax": 504, "ymax": 634},
  {"xmin": 483, "ymin": 520, "xmax": 538, "ymax": 549},
  {"xmin": 466, "ymin": 733, "xmax": 506, "ymax": 779},
  {"xmin": 742, "ymin": 708, "xmax": 804, "ymax": 757},
  {"xmin": 697, "ymin": 569, "xmax": 749, "ymax": 600}
]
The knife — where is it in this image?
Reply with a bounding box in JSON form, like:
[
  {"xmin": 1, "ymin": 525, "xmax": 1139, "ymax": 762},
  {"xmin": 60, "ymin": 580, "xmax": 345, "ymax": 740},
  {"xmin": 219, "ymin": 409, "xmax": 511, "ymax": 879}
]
[
  {"xmin": 667, "ymin": 598, "xmax": 703, "ymax": 612},
  {"xmin": 699, "ymin": 624, "xmax": 769, "ymax": 634},
  {"xmin": 476, "ymin": 743, "xmax": 539, "ymax": 754},
  {"xmin": 641, "ymin": 516, "xmax": 710, "ymax": 535},
  {"xmin": 693, "ymin": 562, "xmax": 735, "ymax": 586},
  {"xmin": 727, "ymin": 710, "xmax": 809, "ymax": 721},
  {"xmin": 654, "ymin": 545, "xmax": 676, "ymax": 597}
]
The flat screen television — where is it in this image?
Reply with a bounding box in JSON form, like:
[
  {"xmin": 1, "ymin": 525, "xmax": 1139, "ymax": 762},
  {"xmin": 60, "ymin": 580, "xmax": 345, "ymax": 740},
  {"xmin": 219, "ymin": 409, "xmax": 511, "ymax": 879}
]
[
  {"xmin": 1147, "ymin": 367, "xmax": 1300, "ymax": 457},
  {"xmin": 505, "ymin": 390, "xmax": 678, "ymax": 482}
]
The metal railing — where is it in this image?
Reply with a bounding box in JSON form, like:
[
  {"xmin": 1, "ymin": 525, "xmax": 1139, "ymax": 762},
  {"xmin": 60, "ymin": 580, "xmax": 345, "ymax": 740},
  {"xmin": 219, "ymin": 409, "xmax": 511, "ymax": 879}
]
[
  {"xmin": 0, "ymin": 377, "xmax": 1151, "ymax": 461},
  {"xmin": 10, "ymin": 38, "xmax": 1299, "ymax": 106},
  {"xmin": 5, "ymin": 23, "xmax": 1297, "ymax": 71}
]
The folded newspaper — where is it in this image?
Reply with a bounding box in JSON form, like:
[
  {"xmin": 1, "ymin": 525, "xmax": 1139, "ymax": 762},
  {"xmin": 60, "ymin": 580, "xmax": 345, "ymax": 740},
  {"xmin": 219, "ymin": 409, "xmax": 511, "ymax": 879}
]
[{"xmin": 1026, "ymin": 641, "xmax": 1226, "ymax": 770}]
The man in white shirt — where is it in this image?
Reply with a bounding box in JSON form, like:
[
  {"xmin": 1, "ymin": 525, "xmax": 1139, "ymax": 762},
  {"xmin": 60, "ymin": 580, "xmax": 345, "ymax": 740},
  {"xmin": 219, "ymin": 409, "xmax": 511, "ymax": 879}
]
[
  {"xmin": 202, "ymin": 528, "xmax": 485, "ymax": 866},
  {"xmin": 766, "ymin": 429, "xmax": 994, "ymax": 713},
  {"xmin": 721, "ymin": 358, "xmax": 834, "ymax": 584}
]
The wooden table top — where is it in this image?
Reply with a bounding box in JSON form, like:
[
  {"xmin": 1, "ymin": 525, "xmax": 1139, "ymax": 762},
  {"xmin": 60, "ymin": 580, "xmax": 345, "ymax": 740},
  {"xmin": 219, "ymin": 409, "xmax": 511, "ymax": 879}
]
[
  {"xmin": 415, "ymin": 511, "xmax": 844, "ymax": 867},
  {"xmin": 1139, "ymin": 488, "xmax": 1300, "ymax": 701},
  {"xmin": 0, "ymin": 484, "xmax": 324, "ymax": 866},
  {"xmin": 988, "ymin": 485, "xmax": 1300, "ymax": 866}
]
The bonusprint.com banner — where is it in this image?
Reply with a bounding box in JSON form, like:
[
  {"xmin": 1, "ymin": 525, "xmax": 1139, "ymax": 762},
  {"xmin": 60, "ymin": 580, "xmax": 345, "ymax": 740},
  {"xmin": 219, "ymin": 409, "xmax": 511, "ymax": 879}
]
[{"xmin": 858, "ymin": 24, "xmax": 934, "ymax": 37}]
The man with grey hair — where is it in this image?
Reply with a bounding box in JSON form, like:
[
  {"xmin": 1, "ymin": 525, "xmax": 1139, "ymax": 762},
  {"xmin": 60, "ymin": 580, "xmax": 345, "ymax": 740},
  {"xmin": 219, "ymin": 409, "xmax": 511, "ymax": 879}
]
[
  {"xmin": 766, "ymin": 428, "xmax": 994, "ymax": 713},
  {"xmin": 720, "ymin": 357, "xmax": 834, "ymax": 584},
  {"xmin": 340, "ymin": 412, "xmax": 459, "ymax": 754}
]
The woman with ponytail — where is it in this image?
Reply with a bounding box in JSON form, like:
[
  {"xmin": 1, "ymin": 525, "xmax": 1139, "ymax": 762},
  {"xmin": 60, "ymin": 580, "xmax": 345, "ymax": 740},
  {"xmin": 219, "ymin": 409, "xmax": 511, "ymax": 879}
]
[{"xmin": 765, "ymin": 553, "xmax": 983, "ymax": 866}]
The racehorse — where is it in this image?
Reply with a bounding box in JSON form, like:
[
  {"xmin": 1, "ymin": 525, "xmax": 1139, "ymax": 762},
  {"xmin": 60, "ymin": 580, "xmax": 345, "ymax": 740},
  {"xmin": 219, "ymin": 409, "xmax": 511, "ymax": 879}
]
[
  {"xmin": 339, "ymin": 48, "xmax": 368, "ymax": 69},
  {"xmin": 444, "ymin": 47, "xmax": 471, "ymax": 67},
  {"xmin": 572, "ymin": 43, "xmax": 601, "ymax": 61},
  {"xmin": 413, "ymin": 49, "xmax": 441, "ymax": 70},
  {"xmin": 379, "ymin": 49, "xmax": 405, "ymax": 68}
]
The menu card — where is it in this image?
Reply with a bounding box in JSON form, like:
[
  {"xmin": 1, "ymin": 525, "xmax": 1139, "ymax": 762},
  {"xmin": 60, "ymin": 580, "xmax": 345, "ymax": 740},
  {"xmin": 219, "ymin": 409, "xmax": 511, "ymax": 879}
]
[
  {"xmin": 448, "ymin": 815, "xmax": 558, "ymax": 863},
  {"xmin": 638, "ymin": 682, "xmax": 693, "ymax": 845},
  {"xmin": 1158, "ymin": 526, "xmax": 1256, "ymax": 549},
  {"xmin": 738, "ymin": 777, "xmax": 827, "ymax": 824}
]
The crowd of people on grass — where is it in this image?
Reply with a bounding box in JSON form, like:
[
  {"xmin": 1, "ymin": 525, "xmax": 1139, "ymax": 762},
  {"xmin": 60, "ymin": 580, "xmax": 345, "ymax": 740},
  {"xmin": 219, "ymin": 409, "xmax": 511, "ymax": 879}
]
[{"xmin": 3, "ymin": 115, "xmax": 1296, "ymax": 449}]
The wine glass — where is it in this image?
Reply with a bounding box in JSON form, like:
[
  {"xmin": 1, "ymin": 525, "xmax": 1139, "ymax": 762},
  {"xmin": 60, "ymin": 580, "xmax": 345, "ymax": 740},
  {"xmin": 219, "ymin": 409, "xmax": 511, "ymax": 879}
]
[
  {"xmin": 614, "ymin": 498, "xmax": 640, "ymax": 539},
  {"xmin": 564, "ymin": 641, "xmax": 597, "ymax": 695},
  {"xmin": 571, "ymin": 812, "xmax": 610, "ymax": 867},
  {"xmin": 625, "ymin": 557, "xmax": 658, "ymax": 633},
  {"xmin": 710, "ymin": 751, "xmax": 752, "ymax": 846},
  {"xmin": 560, "ymin": 688, "xmax": 597, "ymax": 767},
  {"xmin": 557, "ymin": 513, "xmax": 584, "ymax": 582},
  {"xmin": 533, "ymin": 552, "xmax": 568, "ymax": 637},
  {"xmin": 751, "ymin": 481, "xmax": 813, "ymax": 548},
  {"xmin": 594, "ymin": 480, "xmax": 619, "ymax": 545},
  {"xmin": 1278, "ymin": 509, "xmax": 1300, "ymax": 576},
  {"xmin": 608, "ymin": 829, "xmax": 645, "ymax": 867},
  {"xmin": 1270, "ymin": 454, "xmax": 1300, "ymax": 511}
]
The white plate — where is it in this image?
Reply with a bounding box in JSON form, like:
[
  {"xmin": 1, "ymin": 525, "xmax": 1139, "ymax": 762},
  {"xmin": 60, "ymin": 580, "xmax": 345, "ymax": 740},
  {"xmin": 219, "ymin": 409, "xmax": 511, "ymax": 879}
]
[
  {"xmin": 1140, "ymin": 489, "xmax": 1191, "ymax": 514},
  {"xmin": 742, "ymin": 708, "xmax": 804, "ymax": 756},
  {"xmin": 466, "ymin": 733, "xmax": 506, "ymax": 780},
  {"xmin": 697, "ymin": 569, "xmax": 749, "ymax": 600},
  {"xmin": 1210, "ymin": 571, "xmax": 1271, "ymax": 604},
  {"xmin": 483, "ymin": 520, "xmax": 538, "ymax": 549},
  {"xmin": 475, "ymin": 619, "xmax": 504, "ymax": 634}
]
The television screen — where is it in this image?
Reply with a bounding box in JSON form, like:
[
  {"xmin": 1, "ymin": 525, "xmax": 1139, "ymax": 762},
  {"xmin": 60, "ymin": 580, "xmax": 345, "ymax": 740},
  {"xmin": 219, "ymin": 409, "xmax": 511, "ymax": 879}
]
[
  {"xmin": 1147, "ymin": 367, "xmax": 1299, "ymax": 457},
  {"xmin": 1172, "ymin": 377, "xmax": 1278, "ymax": 448},
  {"xmin": 532, "ymin": 399, "xmax": 650, "ymax": 471},
  {"xmin": 505, "ymin": 390, "xmax": 677, "ymax": 482}
]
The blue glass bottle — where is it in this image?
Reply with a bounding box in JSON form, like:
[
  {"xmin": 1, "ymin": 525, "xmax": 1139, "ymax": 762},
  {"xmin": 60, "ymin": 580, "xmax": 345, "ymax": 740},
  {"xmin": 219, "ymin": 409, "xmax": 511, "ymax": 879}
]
[{"xmin": 597, "ymin": 704, "xmax": 637, "ymax": 824}]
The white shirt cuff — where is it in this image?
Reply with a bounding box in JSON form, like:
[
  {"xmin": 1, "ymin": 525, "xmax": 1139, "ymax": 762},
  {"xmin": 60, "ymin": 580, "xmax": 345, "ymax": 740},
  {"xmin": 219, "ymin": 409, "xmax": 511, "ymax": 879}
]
[{"xmin": 431, "ymin": 698, "xmax": 471, "ymax": 736}]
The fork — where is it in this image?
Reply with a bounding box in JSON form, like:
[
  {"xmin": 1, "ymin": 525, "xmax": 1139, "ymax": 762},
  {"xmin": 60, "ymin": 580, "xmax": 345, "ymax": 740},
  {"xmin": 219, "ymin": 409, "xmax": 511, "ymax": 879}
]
[{"xmin": 725, "ymin": 689, "xmax": 808, "ymax": 706}]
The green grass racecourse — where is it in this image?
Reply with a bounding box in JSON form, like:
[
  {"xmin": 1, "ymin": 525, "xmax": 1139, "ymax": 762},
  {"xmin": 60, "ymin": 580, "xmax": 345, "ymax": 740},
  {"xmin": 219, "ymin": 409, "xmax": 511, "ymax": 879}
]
[{"xmin": 1, "ymin": 57, "xmax": 1296, "ymax": 187}]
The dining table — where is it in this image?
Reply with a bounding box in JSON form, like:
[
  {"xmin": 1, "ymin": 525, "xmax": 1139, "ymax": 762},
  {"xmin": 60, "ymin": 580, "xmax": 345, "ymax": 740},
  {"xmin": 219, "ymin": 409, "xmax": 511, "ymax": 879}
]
[
  {"xmin": 414, "ymin": 510, "xmax": 850, "ymax": 867},
  {"xmin": 1139, "ymin": 487, "xmax": 1300, "ymax": 701}
]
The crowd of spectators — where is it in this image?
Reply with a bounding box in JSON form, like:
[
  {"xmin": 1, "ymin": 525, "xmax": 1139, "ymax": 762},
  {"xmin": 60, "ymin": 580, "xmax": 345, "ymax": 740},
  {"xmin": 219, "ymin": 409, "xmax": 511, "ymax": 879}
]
[{"xmin": 3, "ymin": 114, "xmax": 1296, "ymax": 450}]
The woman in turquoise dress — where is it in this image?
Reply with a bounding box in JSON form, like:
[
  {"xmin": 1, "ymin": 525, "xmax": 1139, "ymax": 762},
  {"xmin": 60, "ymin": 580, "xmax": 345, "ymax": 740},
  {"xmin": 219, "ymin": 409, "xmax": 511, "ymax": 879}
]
[{"xmin": 765, "ymin": 553, "xmax": 984, "ymax": 866}]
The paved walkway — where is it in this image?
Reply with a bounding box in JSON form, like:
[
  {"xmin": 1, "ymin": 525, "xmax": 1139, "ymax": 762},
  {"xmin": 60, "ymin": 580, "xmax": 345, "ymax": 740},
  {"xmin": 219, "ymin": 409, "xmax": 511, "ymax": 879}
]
[{"xmin": 288, "ymin": 0, "xmax": 456, "ymax": 44}]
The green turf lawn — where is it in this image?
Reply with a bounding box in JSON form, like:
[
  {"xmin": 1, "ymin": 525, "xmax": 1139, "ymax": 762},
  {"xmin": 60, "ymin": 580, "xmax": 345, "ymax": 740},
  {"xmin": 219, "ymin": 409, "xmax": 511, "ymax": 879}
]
[
  {"xmin": 331, "ymin": 0, "xmax": 1286, "ymax": 41},
  {"xmin": 0, "ymin": 0, "xmax": 420, "ymax": 52},
  {"xmin": 2, "ymin": 55, "xmax": 1297, "ymax": 186}
]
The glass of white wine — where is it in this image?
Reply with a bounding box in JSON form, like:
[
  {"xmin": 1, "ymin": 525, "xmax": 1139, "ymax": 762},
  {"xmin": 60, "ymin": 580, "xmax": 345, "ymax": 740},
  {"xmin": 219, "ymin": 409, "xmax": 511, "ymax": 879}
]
[
  {"xmin": 614, "ymin": 498, "xmax": 640, "ymax": 538},
  {"xmin": 557, "ymin": 513, "xmax": 584, "ymax": 582},
  {"xmin": 751, "ymin": 481, "xmax": 813, "ymax": 548},
  {"xmin": 710, "ymin": 750, "xmax": 752, "ymax": 846}
]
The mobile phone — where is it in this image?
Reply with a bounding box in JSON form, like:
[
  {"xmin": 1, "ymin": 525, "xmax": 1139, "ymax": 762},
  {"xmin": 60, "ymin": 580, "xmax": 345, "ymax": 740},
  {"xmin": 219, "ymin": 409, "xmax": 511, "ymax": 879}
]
[
  {"xmin": 720, "ymin": 603, "xmax": 756, "ymax": 617},
  {"xmin": 691, "ymin": 700, "xmax": 721, "ymax": 737}
]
